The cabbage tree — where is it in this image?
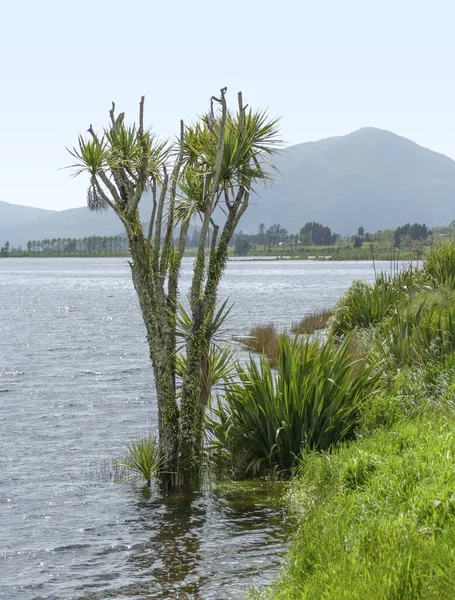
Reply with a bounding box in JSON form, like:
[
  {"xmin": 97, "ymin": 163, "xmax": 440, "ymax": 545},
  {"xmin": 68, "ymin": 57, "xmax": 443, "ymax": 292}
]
[{"xmin": 68, "ymin": 89, "xmax": 280, "ymax": 492}]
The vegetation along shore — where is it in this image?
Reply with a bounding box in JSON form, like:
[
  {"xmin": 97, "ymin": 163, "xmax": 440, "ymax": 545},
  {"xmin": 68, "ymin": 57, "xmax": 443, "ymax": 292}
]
[{"xmin": 235, "ymin": 242, "xmax": 455, "ymax": 599}]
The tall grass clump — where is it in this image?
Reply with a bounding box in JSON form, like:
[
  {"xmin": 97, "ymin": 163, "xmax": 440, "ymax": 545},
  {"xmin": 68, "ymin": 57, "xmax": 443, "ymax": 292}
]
[
  {"xmin": 114, "ymin": 437, "xmax": 165, "ymax": 487},
  {"xmin": 376, "ymin": 301, "xmax": 455, "ymax": 367},
  {"xmin": 328, "ymin": 267, "xmax": 426, "ymax": 339},
  {"xmin": 208, "ymin": 335, "xmax": 381, "ymax": 477},
  {"xmin": 292, "ymin": 308, "xmax": 332, "ymax": 334},
  {"xmin": 424, "ymin": 241, "xmax": 455, "ymax": 289},
  {"xmin": 240, "ymin": 324, "xmax": 280, "ymax": 366},
  {"xmin": 328, "ymin": 276, "xmax": 406, "ymax": 338}
]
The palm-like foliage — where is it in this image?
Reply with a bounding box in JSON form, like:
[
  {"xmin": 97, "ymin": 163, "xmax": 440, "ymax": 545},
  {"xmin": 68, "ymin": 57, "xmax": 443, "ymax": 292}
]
[
  {"xmin": 208, "ymin": 335, "xmax": 382, "ymax": 477},
  {"xmin": 67, "ymin": 112, "xmax": 170, "ymax": 217},
  {"xmin": 109, "ymin": 127, "xmax": 169, "ymax": 182},
  {"xmin": 175, "ymin": 299, "xmax": 236, "ymax": 404},
  {"xmin": 114, "ymin": 437, "xmax": 165, "ymax": 487},
  {"xmin": 174, "ymin": 298, "xmax": 233, "ymax": 348},
  {"xmin": 67, "ymin": 136, "xmax": 107, "ymax": 178},
  {"xmin": 176, "ymin": 106, "xmax": 281, "ymax": 224}
]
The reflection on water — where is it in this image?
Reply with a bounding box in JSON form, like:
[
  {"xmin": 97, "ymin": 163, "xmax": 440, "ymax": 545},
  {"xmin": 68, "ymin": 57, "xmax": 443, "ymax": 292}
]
[{"xmin": 74, "ymin": 482, "xmax": 290, "ymax": 600}]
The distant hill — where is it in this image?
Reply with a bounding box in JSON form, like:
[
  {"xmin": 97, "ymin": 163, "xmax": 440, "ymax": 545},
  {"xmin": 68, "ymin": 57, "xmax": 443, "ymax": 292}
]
[
  {"xmin": 0, "ymin": 196, "xmax": 154, "ymax": 247},
  {"xmin": 0, "ymin": 201, "xmax": 54, "ymax": 228},
  {"xmin": 0, "ymin": 205, "xmax": 123, "ymax": 247},
  {"xmin": 2, "ymin": 127, "xmax": 455, "ymax": 246}
]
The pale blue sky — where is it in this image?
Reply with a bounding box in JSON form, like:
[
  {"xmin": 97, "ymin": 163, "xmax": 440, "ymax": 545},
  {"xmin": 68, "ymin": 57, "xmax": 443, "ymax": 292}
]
[{"xmin": 2, "ymin": 0, "xmax": 455, "ymax": 210}]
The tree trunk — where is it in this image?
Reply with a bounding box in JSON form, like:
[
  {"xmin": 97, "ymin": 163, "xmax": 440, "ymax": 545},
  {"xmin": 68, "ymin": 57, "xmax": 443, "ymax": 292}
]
[
  {"xmin": 176, "ymin": 321, "xmax": 206, "ymax": 491},
  {"xmin": 129, "ymin": 239, "xmax": 180, "ymax": 492},
  {"xmin": 153, "ymin": 363, "xmax": 179, "ymax": 492}
]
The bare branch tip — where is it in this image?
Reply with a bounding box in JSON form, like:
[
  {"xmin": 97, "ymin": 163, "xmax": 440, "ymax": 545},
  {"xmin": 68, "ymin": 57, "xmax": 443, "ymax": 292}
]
[{"xmin": 139, "ymin": 97, "xmax": 145, "ymax": 133}]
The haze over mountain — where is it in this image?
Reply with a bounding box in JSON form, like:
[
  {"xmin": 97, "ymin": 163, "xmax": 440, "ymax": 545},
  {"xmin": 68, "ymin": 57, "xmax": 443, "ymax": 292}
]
[
  {"xmin": 0, "ymin": 204, "xmax": 124, "ymax": 247},
  {"xmin": 2, "ymin": 127, "xmax": 455, "ymax": 246},
  {"xmin": 0, "ymin": 201, "xmax": 54, "ymax": 228}
]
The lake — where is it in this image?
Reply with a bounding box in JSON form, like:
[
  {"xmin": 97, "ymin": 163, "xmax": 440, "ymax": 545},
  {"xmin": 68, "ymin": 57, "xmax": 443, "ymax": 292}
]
[{"xmin": 0, "ymin": 258, "xmax": 384, "ymax": 599}]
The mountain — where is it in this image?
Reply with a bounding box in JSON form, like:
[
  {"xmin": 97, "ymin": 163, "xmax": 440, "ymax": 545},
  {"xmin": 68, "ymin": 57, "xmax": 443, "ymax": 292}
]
[
  {"xmin": 0, "ymin": 201, "xmax": 55, "ymax": 228},
  {"xmin": 0, "ymin": 196, "xmax": 154, "ymax": 247},
  {"xmin": 238, "ymin": 128, "xmax": 455, "ymax": 235},
  {"xmin": 0, "ymin": 205, "xmax": 124, "ymax": 247},
  {"xmin": 2, "ymin": 127, "xmax": 455, "ymax": 245}
]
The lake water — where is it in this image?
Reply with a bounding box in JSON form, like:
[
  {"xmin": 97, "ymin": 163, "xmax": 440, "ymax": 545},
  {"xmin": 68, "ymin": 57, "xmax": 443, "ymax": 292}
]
[{"xmin": 1, "ymin": 258, "xmax": 384, "ymax": 599}]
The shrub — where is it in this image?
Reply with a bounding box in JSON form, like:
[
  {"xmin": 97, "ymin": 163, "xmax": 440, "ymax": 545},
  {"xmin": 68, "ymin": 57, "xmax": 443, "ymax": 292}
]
[
  {"xmin": 207, "ymin": 335, "xmax": 382, "ymax": 477},
  {"xmin": 328, "ymin": 275, "xmax": 407, "ymax": 338}
]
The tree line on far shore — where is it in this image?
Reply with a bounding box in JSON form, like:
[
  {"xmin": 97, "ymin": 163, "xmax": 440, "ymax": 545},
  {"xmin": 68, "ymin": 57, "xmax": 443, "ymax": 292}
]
[
  {"xmin": 233, "ymin": 220, "xmax": 435, "ymax": 255},
  {"xmin": 0, "ymin": 220, "xmax": 440, "ymax": 257}
]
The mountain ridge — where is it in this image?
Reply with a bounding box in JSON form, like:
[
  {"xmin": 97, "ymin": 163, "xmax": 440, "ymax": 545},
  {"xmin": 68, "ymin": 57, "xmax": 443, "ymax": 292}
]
[{"xmin": 2, "ymin": 127, "xmax": 455, "ymax": 245}]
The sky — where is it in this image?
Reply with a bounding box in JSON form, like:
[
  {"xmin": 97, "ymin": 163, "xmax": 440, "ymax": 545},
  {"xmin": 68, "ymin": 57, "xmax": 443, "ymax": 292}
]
[{"xmin": 2, "ymin": 0, "xmax": 455, "ymax": 211}]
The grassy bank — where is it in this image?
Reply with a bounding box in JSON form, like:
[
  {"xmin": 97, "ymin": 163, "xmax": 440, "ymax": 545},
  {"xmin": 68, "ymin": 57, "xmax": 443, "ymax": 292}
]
[
  {"xmin": 237, "ymin": 242, "xmax": 455, "ymax": 599},
  {"xmin": 258, "ymin": 363, "xmax": 455, "ymax": 599}
]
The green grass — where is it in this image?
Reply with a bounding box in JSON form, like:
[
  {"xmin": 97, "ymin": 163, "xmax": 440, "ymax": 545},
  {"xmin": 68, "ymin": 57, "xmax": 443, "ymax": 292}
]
[
  {"xmin": 260, "ymin": 407, "xmax": 455, "ymax": 600},
  {"xmin": 424, "ymin": 241, "xmax": 455, "ymax": 289},
  {"xmin": 328, "ymin": 270, "xmax": 424, "ymax": 338}
]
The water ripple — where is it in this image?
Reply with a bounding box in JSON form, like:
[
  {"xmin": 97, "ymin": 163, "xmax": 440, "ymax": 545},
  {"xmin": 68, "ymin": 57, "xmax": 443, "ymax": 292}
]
[{"xmin": 0, "ymin": 257, "xmax": 382, "ymax": 599}]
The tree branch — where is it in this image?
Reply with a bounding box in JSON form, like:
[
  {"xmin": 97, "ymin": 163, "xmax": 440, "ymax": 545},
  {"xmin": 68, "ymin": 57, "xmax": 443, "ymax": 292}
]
[
  {"xmin": 138, "ymin": 95, "xmax": 145, "ymax": 135},
  {"xmin": 168, "ymin": 219, "xmax": 190, "ymax": 308},
  {"xmin": 87, "ymin": 125, "xmax": 123, "ymax": 207},
  {"xmin": 147, "ymin": 176, "xmax": 158, "ymax": 243},
  {"xmin": 190, "ymin": 89, "xmax": 228, "ymax": 310},
  {"xmin": 128, "ymin": 96, "xmax": 150, "ymax": 214},
  {"xmin": 93, "ymin": 177, "xmax": 134, "ymax": 238},
  {"xmin": 210, "ymin": 218, "xmax": 219, "ymax": 251},
  {"xmin": 152, "ymin": 166, "xmax": 168, "ymax": 272},
  {"xmin": 204, "ymin": 88, "xmax": 227, "ymax": 206},
  {"xmin": 160, "ymin": 120, "xmax": 185, "ymax": 277},
  {"xmin": 109, "ymin": 102, "xmax": 116, "ymax": 126}
]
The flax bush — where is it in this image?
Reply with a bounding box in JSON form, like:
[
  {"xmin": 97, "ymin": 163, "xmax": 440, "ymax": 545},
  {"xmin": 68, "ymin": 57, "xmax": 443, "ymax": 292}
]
[{"xmin": 208, "ymin": 335, "xmax": 381, "ymax": 477}]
